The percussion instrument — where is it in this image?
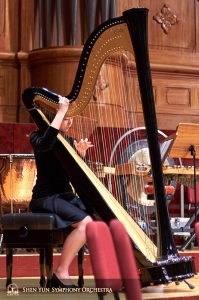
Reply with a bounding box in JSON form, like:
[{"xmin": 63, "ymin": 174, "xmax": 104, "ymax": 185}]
[{"xmin": 0, "ymin": 154, "xmax": 36, "ymax": 212}]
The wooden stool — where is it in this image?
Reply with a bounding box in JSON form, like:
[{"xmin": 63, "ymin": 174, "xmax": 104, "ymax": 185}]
[{"xmin": 1, "ymin": 213, "xmax": 84, "ymax": 288}]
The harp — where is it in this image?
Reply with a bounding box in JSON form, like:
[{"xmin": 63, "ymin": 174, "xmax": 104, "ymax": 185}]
[{"xmin": 22, "ymin": 8, "xmax": 196, "ymax": 287}]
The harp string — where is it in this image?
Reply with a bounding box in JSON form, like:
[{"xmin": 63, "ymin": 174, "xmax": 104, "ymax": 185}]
[
  {"xmin": 81, "ymin": 50, "xmax": 153, "ymax": 239},
  {"xmin": 113, "ymin": 51, "xmax": 152, "ymax": 238}
]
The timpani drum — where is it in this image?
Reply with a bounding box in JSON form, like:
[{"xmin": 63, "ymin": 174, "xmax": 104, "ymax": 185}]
[{"xmin": 0, "ymin": 154, "xmax": 36, "ymax": 211}]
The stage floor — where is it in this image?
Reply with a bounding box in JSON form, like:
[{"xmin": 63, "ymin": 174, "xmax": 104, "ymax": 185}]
[
  {"xmin": 0, "ymin": 247, "xmax": 199, "ymax": 299},
  {"xmin": 0, "ymin": 275, "xmax": 198, "ymax": 300},
  {"xmin": 1, "ymin": 247, "xmax": 199, "ymax": 278}
]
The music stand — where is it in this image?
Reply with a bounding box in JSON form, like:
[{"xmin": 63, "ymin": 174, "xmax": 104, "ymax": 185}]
[
  {"xmin": 168, "ymin": 123, "xmax": 199, "ymax": 159},
  {"xmin": 167, "ymin": 123, "xmax": 199, "ymax": 250}
]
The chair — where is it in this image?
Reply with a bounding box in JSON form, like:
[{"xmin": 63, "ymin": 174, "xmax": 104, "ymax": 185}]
[
  {"xmin": 195, "ymin": 222, "xmax": 199, "ymax": 246},
  {"xmin": 109, "ymin": 219, "xmax": 142, "ymax": 300},
  {"xmin": 86, "ymin": 221, "xmax": 123, "ymax": 300},
  {"xmin": 1, "ymin": 212, "xmax": 84, "ymax": 289},
  {"xmin": 187, "ymin": 182, "xmax": 199, "ymax": 217}
]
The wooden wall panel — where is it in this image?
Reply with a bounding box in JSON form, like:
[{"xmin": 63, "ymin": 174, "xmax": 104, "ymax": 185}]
[
  {"xmin": 122, "ymin": 46, "xmax": 199, "ymax": 131},
  {"xmin": 29, "ymin": 47, "xmax": 82, "ymax": 96},
  {"xmin": 141, "ymin": 0, "xmax": 196, "ymax": 52},
  {"xmin": 196, "ymin": 0, "xmax": 199, "ymax": 52},
  {"xmin": 0, "ymin": 0, "xmax": 5, "ymax": 35},
  {"xmin": 4, "ymin": 0, "xmax": 18, "ymax": 52},
  {"xmin": 0, "ymin": 0, "xmax": 35, "ymax": 123},
  {"xmin": 19, "ymin": 0, "xmax": 35, "ymax": 52},
  {"xmin": 1, "ymin": 0, "xmax": 199, "ymax": 126},
  {"xmin": 17, "ymin": 52, "xmax": 32, "ymax": 123},
  {"xmin": 117, "ymin": 0, "xmax": 198, "ymax": 53},
  {"xmin": 129, "ymin": 69, "xmax": 199, "ymax": 130},
  {"xmin": 0, "ymin": 52, "xmax": 18, "ymax": 123},
  {"xmin": 116, "ymin": 0, "xmax": 139, "ymax": 16}
]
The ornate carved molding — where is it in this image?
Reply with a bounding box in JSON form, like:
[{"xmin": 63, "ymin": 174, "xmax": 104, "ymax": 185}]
[{"xmin": 153, "ymin": 4, "xmax": 179, "ymax": 34}]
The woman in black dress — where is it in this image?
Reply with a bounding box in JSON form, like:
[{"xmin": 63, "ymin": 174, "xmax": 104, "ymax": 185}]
[{"xmin": 29, "ymin": 96, "xmax": 94, "ymax": 288}]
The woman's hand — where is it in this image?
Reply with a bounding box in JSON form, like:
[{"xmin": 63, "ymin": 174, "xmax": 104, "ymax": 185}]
[
  {"xmin": 51, "ymin": 96, "xmax": 70, "ymax": 130},
  {"xmin": 58, "ymin": 96, "xmax": 70, "ymax": 114},
  {"xmin": 74, "ymin": 138, "xmax": 94, "ymax": 157}
]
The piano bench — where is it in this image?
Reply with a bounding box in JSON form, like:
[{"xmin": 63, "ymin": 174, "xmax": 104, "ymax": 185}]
[{"xmin": 1, "ymin": 213, "xmax": 84, "ymax": 288}]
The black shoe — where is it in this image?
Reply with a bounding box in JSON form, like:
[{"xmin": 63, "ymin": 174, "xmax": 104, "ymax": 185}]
[{"xmin": 51, "ymin": 273, "xmax": 78, "ymax": 288}]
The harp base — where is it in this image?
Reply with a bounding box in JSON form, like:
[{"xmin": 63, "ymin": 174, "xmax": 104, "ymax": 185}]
[{"xmin": 140, "ymin": 256, "xmax": 196, "ymax": 287}]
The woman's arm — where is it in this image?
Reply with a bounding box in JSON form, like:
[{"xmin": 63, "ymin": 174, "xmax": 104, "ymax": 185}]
[{"xmin": 30, "ymin": 96, "xmax": 70, "ymax": 152}]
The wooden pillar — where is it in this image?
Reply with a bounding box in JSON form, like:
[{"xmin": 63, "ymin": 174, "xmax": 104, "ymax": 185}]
[{"xmin": 17, "ymin": 0, "xmax": 35, "ymax": 123}]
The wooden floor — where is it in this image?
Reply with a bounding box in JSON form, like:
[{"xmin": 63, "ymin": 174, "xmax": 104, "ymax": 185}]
[
  {"xmin": 0, "ymin": 247, "xmax": 199, "ymax": 299},
  {"xmin": 0, "ymin": 275, "xmax": 199, "ymax": 300}
]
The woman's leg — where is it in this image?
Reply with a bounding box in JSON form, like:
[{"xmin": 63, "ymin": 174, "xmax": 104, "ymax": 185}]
[{"xmin": 55, "ymin": 215, "xmax": 93, "ymax": 284}]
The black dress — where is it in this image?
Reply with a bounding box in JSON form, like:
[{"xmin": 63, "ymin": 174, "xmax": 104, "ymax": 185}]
[{"xmin": 29, "ymin": 126, "xmax": 90, "ymax": 229}]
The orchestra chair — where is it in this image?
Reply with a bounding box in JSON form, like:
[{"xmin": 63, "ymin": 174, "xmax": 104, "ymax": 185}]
[
  {"xmin": 109, "ymin": 219, "xmax": 142, "ymax": 300},
  {"xmin": 1, "ymin": 212, "xmax": 84, "ymax": 289},
  {"xmin": 86, "ymin": 221, "xmax": 123, "ymax": 300},
  {"xmin": 195, "ymin": 222, "xmax": 199, "ymax": 247},
  {"xmin": 187, "ymin": 182, "xmax": 199, "ymax": 217}
]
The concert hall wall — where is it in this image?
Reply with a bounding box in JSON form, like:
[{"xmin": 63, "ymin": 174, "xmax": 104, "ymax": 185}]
[{"xmin": 0, "ymin": 0, "xmax": 198, "ymax": 126}]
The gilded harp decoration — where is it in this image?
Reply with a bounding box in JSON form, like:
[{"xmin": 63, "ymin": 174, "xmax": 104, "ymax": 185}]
[{"xmin": 22, "ymin": 8, "xmax": 195, "ymax": 287}]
